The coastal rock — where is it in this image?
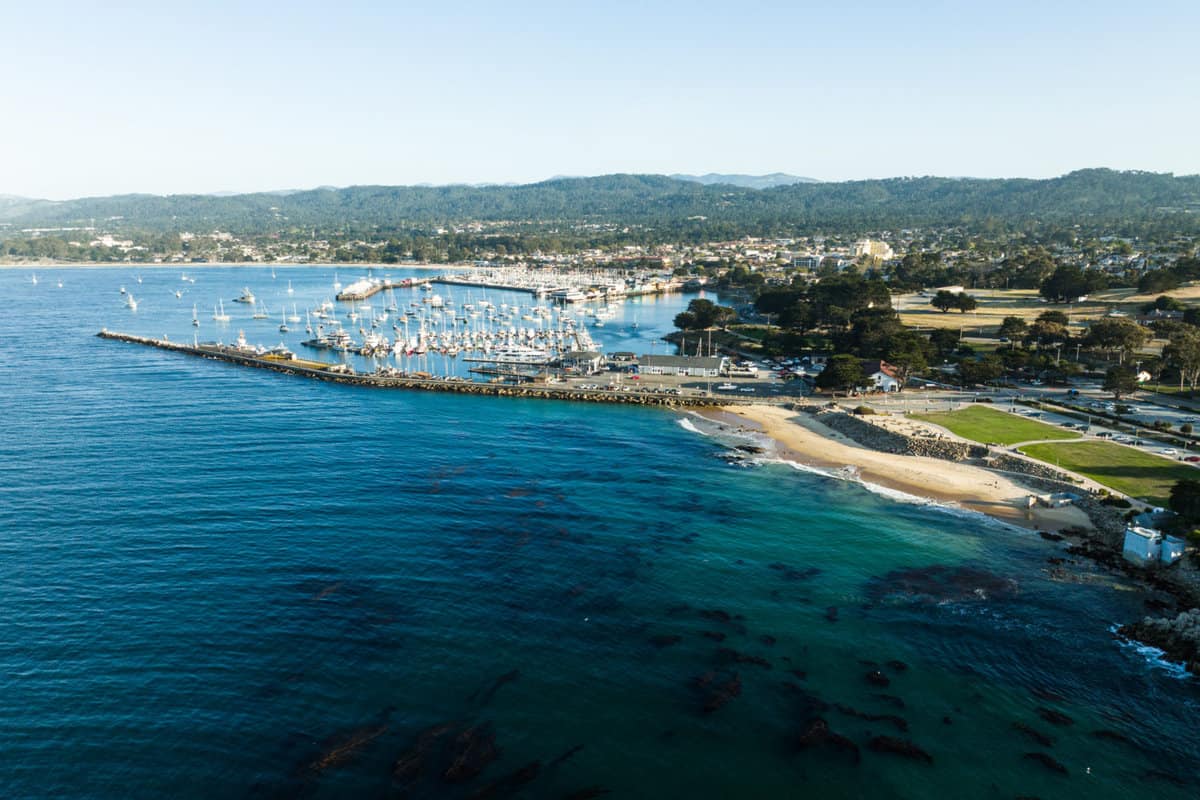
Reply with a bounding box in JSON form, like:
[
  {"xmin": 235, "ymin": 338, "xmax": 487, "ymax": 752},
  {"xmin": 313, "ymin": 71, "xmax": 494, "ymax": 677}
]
[
  {"xmin": 833, "ymin": 703, "xmax": 908, "ymax": 732},
  {"xmin": 1012, "ymin": 722, "xmax": 1055, "ymax": 748},
  {"xmin": 650, "ymin": 634, "xmax": 683, "ymax": 648},
  {"xmin": 443, "ymin": 722, "xmax": 501, "ymax": 783},
  {"xmin": 865, "ymin": 565, "xmax": 1019, "ymax": 605},
  {"xmin": 795, "ymin": 718, "xmax": 861, "ymax": 764},
  {"xmin": 867, "ymin": 736, "xmax": 933, "ymax": 764},
  {"xmin": 1035, "ymin": 707, "xmax": 1074, "ymax": 727},
  {"xmin": 716, "ymin": 647, "xmax": 772, "ymax": 669},
  {"xmin": 1117, "ymin": 609, "xmax": 1200, "ymax": 676},
  {"xmin": 1022, "ymin": 752, "xmax": 1068, "ymax": 775},
  {"xmin": 864, "ymin": 670, "xmax": 890, "ymax": 687},
  {"xmin": 692, "ymin": 670, "xmax": 743, "ymax": 713}
]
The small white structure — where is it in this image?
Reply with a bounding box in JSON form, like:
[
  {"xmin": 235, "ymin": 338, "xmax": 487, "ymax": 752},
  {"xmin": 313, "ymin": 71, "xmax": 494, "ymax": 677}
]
[
  {"xmin": 1123, "ymin": 526, "xmax": 1186, "ymax": 566},
  {"xmin": 862, "ymin": 360, "xmax": 901, "ymax": 392}
]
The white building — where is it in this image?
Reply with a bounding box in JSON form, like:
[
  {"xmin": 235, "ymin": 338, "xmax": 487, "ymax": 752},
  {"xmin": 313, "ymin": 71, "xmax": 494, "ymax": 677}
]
[
  {"xmin": 638, "ymin": 355, "xmax": 728, "ymax": 377},
  {"xmin": 1122, "ymin": 526, "xmax": 1186, "ymax": 566}
]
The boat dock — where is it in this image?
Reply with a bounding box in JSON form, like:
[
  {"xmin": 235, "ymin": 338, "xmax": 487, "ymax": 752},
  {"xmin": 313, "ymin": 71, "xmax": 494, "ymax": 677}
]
[
  {"xmin": 96, "ymin": 331, "xmax": 732, "ymax": 408},
  {"xmin": 335, "ymin": 277, "xmax": 413, "ymax": 301}
]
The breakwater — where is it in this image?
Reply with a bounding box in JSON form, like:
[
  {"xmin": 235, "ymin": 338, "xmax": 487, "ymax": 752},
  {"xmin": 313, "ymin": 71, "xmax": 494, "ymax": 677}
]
[{"xmin": 96, "ymin": 330, "xmax": 729, "ymax": 407}]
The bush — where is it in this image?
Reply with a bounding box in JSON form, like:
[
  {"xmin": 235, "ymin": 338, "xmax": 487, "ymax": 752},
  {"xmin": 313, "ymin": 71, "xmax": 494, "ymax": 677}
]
[
  {"xmin": 854, "ymin": 405, "xmax": 876, "ymax": 416},
  {"xmin": 977, "ymin": 397, "xmax": 994, "ymax": 403},
  {"xmin": 1152, "ymin": 420, "xmax": 1171, "ymax": 431},
  {"xmin": 1183, "ymin": 423, "xmax": 1193, "ymax": 435},
  {"xmin": 1101, "ymin": 496, "xmax": 1133, "ymax": 509},
  {"xmin": 1188, "ymin": 530, "xmax": 1200, "ymax": 547}
]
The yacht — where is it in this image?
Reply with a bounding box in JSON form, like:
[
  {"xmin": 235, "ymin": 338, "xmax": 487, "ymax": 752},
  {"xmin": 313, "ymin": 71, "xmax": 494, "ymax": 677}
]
[{"xmin": 489, "ymin": 345, "xmax": 552, "ymax": 365}]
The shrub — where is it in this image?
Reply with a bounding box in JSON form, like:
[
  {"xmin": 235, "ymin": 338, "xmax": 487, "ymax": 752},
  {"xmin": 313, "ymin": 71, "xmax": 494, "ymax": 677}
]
[
  {"xmin": 854, "ymin": 405, "xmax": 876, "ymax": 416},
  {"xmin": 1183, "ymin": 423, "xmax": 1193, "ymax": 435},
  {"xmin": 977, "ymin": 397, "xmax": 994, "ymax": 403},
  {"xmin": 1101, "ymin": 496, "xmax": 1133, "ymax": 509}
]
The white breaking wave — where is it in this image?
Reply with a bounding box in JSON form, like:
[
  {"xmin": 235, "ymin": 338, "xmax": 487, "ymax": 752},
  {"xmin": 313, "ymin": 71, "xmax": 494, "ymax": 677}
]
[
  {"xmin": 676, "ymin": 417, "xmax": 708, "ymax": 436},
  {"xmin": 1110, "ymin": 624, "xmax": 1194, "ymax": 680}
]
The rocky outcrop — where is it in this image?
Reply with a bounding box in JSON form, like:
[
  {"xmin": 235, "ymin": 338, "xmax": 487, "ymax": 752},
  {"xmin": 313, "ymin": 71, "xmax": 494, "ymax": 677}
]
[
  {"xmin": 1118, "ymin": 609, "xmax": 1200, "ymax": 676},
  {"xmin": 806, "ymin": 408, "xmax": 985, "ymax": 460}
]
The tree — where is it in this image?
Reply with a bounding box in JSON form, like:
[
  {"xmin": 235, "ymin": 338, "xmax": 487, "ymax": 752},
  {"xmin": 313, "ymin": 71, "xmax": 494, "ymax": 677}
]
[
  {"xmin": 674, "ymin": 298, "xmax": 736, "ymax": 330},
  {"xmin": 816, "ymin": 354, "xmax": 864, "ymax": 394},
  {"xmin": 998, "ymin": 316, "xmax": 1028, "ymax": 341},
  {"xmin": 1103, "ymin": 365, "xmax": 1138, "ymax": 399},
  {"xmin": 1037, "ymin": 310, "xmax": 1070, "ymax": 326},
  {"xmin": 930, "ymin": 290, "xmax": 958, "ymax": 313},
  {"xmin": 928, "ymin": 327, "xmax": 960, "ymax": 358},
  {"xmin": 1163, "ymin": 328, "xmax": 1200, "ymax": 390},
  {"xmin": 958, "ymin": 355, "xmax": 1004, "ymax": 387},
  {"xmin": 1169, "ymin": 479, "xmax": 1200, "ymax": 522},
  {"xmin": 1084, "ymin": 318, "xmax": 1149, "ymax": 363},
  {"xmin": 955, "ymin": 293, "xmax": 978, "ymax": 313},
  {"xmin": 882, "ymin": 330, "xmax": 931, "ymax": 388}
]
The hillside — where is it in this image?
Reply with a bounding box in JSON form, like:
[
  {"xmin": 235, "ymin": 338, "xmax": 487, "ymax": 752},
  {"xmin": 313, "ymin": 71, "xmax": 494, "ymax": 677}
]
[{"xmin": 2, "ymin": 169, "xmax": 1198, "ymax": 236}]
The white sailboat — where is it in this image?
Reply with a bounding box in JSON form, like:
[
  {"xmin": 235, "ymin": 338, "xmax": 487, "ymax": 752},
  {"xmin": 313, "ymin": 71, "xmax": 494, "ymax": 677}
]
[
  {"xmin": 287, "ymin": 304, "xmax": 301, "ymax": 323},
  {"xmin": 125, "ymin": 294, "xmax": 138, "ymax": 311},
  {"xmin": 252, "ymin": 301, "xmax": 269, "ymax": 320},
  {"xmin": 213, "ymin": 300, "xmax": 230, "ymax": 322},
  {"xmin": 287, "ymin": 280, "xmax": 294, "ymax": 295},
  {"xmin": 279, "ymin": 307, "xmax": 289, "ymax": 333},
  {"xmin": 192, "ymin": 304, "xmax": 200, "ymax": 327}
]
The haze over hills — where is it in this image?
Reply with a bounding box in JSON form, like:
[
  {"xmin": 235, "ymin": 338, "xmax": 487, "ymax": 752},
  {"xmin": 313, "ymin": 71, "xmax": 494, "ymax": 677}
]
[
  {"xmin": 669, "ymin": 173, "xmax": 819, "ymax": 189},
  {"xmin": 1, "ymin": 169, "xmax": 1198, "ymax": 237}
]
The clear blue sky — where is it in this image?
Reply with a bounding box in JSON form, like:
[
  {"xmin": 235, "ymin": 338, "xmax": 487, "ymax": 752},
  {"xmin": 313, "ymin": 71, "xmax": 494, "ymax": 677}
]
[{"xmin": 3, "ymin": 0, "xmax": 1197, "ymax": 199}]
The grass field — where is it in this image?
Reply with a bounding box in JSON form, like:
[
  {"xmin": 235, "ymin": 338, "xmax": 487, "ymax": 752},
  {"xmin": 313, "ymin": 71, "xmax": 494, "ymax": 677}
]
[
  {"xmin": 1018, "ymin": 441, "xmax": 1196, "ymax": 505},
  {"xmin": 911, "ymin": 405, "xmax": 1081, "ymax": 446}
]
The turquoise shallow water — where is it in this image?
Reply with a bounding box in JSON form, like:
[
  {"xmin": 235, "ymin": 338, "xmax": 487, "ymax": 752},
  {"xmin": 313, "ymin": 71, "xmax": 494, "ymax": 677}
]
[{"xmin": 1, "ymin": 266, "xmax": 1197, "ymax": 799}]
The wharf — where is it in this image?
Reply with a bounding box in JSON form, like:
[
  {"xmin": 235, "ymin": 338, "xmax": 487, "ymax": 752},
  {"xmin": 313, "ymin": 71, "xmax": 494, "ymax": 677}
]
[
  {"xmin": 96, "ymin": 330, "xmax": 732, "ymax": 408},
  {"xmin": 335, "ymin": 277, "xmax": 412, "ymax": 301}
]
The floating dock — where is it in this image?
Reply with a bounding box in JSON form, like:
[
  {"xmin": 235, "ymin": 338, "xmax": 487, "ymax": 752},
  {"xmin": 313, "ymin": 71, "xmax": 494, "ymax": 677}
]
[{"xmin": 96, "ymin": 331, "xmax": 731, "ymax": 407}]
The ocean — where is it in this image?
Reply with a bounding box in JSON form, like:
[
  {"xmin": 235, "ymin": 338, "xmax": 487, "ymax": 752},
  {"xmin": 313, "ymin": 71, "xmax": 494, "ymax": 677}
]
[{"xmin": 1, "ymin": 265, "xmax": 1197, "ymax": 799}]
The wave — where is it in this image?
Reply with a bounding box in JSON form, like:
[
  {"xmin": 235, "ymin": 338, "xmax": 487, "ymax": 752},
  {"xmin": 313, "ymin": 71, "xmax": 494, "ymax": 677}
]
[
  {"xmin": 1109, "ymin": 624, "xmax": 1194, "ymax": 680},
  {"xmin": 676, "ymin": 417, "xmax": 708, "ymax": 436}
]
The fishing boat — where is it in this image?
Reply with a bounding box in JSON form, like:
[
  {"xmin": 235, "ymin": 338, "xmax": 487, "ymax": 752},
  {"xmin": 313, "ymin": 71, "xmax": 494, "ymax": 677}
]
[{"xmin": 233, "ymin": 287, "xmax": 256, "ymax": 304}]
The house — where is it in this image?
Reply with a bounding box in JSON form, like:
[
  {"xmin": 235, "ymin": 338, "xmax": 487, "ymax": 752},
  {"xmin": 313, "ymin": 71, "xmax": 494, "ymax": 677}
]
[
  {"xmin": 1136, "ymin": 309, "xmax": 1183, "ymax": 326},
  {"xmin": 638, "ymin": 354, "xmax": 728, "ymax": 377},
  {"xmin": 861, "ymin": 360, "xmax": 901, "ymax": 392},
  {"xmin": 1122, "ymin": 526, "xmax": 1186, "ymax": 566}
]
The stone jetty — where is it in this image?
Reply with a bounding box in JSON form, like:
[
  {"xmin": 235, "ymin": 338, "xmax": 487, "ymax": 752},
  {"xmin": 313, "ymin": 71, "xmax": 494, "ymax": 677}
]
[{"xmin": 97, "ymin": 331, "xmax": 733, "ymax": 408}]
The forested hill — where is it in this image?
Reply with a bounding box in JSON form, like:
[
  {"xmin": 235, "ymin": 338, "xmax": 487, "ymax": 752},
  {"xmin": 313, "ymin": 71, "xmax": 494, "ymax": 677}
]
[{"xmin": 3, "ymin": 169, "xmax": 1198, "ymax": 236}]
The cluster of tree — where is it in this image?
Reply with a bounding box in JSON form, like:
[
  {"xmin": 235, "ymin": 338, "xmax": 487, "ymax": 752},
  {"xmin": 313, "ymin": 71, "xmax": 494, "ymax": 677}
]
[
  {"xmin": 1039, "ymin": 264, "xmax": 1110, "ymax": 302},
  {"xmin": 1135, "ymin": 257, "xmax": 1200, "ymax": 294},
  {"xmin": 673, "ymin": 298, "xmax": 737, "ymax": 331},
  {"xmin": 929, "ymin": 290, "xmax": 978, "ymax": 313}
]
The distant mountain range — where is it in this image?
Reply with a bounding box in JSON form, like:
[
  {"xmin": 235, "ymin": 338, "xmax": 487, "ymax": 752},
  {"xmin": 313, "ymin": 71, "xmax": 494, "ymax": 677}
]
[
  {"xmin": 669, "ymin": 173, "xmax": 819, "ymax": 188},
  {"xmin": 2, "ymin": 169, "xmax": 1198, "ymax": 235}
]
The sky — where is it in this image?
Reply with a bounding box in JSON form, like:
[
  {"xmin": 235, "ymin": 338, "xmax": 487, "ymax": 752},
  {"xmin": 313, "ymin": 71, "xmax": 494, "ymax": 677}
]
[{"xmin": 2, "ymin": 0, "xmax": 1198, "ymax": 199}]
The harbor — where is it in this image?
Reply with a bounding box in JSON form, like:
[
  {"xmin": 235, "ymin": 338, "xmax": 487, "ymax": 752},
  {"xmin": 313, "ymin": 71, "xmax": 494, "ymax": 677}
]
[{"xmin": 96, "ymin": 330, "xmax": 732, "ymax": 407}]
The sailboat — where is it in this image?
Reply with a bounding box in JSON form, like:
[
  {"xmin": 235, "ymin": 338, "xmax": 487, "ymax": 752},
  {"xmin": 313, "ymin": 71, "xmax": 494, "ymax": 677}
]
[
  {"xmin": 30, "ymin": 274, "xmax": 39, "ymax": 285},
  {"xmin": 305, "ymin": 310, "xmax": 314, "ymax": 334},
  {"xmin": 252, "ymin": 301, "xmax": 269, "ymax": 320},
  {"xmin": 279, "ymin": 307, "xmax": 289, "ymax": 333},
  {"xmin": 332, "ymin": 272, "xmax": 342, "ymax": 292},
  {"xmin": 213, "ymin": 300, "xmax": 230, "ymax": 322},
  {"xmin": 125, "ymin": 294, "xmax": 138, "ymax": 311},
  {"xmin": 192, "ymin": 304, "xmax": 200, "ymax": 327},
  {"xmin": 287, "ymin": 304, "xmax": 301, "ymax": 323},
  {"xmin": 287, "ymin": 280, "xmax": 294, "ymax": 295}
]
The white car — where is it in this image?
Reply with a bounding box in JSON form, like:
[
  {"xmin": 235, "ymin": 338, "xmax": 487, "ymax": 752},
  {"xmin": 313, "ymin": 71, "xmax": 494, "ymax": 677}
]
[{"xmin": 1160, "ymin": 448, "xmax": 1179, "ymax": 456}]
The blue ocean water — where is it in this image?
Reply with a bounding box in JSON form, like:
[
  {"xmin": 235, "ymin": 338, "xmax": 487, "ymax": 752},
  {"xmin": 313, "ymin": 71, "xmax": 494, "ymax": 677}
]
[{"xmin": 1, "ymin": 266, "xmax": 1197, "ymax": 799}]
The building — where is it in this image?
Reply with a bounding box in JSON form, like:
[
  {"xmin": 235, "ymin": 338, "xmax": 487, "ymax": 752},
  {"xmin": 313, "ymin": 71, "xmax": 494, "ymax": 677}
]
[
  {"xmin": 852, "ymin": 240, "xmax": 895, "ymax": 261},
  {"xmin": 638, "ymin": 354, "xmax": 728, "ymax": 377},
  {"xmin": 1122, "ymin": 526, "xmax": 1186, "ymax": 566},
  {"xmin": 560, "ymin": 351, "xmax": 604, "ymax": 374},
  {"xmin": 861, "ymin": 360, "xmax": 901, "ymax": 392}
]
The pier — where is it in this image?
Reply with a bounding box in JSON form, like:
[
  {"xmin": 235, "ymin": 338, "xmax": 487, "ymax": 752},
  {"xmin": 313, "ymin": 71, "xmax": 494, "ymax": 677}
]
[
  {"xmin": 335, "ymin": 277, "xmax": 412, "ymax": 301},
  {"xmin": 96, "ymin": 331, "xmax": 732, "ymax": 408}
]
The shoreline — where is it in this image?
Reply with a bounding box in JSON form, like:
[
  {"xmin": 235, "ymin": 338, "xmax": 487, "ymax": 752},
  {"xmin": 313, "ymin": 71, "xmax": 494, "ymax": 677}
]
[
  {"xmin": 700, "ymin": 404, "xmax": 1093, "ymax": 532},
  {"xmin": 0, "ymin": 261, "xmax": 472, "ymax": 271}
]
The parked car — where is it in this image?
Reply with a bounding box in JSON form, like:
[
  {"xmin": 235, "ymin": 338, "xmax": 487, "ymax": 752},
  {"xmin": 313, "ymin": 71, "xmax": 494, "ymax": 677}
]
[
  {"xmin": 1160, "ymin": 448, "xmax": 1178, "ymax": 456},
  {"xmin": 1185, "ymin": 455, "xmax": 1200, "ymax": 463}
]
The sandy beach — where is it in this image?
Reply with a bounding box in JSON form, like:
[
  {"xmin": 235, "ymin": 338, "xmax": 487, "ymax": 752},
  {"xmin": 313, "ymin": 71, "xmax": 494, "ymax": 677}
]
[{"xmin": 704, "ymin": 404, "xmax": 1093, "ymax": 532}]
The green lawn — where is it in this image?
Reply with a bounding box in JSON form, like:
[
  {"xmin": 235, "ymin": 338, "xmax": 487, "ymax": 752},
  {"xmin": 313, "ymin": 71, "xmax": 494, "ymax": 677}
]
[
  {"xmin": 1018, "ymin": 441, "xmax": 1196, "ymax": 505},
  {"xmin": 911, "ymin": 405, "xmax": 1081, "ymax": 446}
]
